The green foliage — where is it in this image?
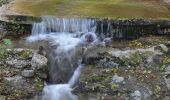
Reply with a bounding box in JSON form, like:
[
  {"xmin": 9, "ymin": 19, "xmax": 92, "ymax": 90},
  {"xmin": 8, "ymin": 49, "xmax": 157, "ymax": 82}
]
[
  {"xmin": 0, "ymin": 39, "xmax": 12, "ymax": 60},
  {"xmin": 121, "ymin": 51, "xmax": 153, "ymax": 66},
  {"xmin": 12, "ymin": 24, "xmax": 25, "ymax": 35},
  {"xmin": 34, "ymin": 77, "xmax": 43, "ymax": 91},
  {"xmin": 0, "ymin": 45, "xmax": 8, "ymax": 60},
  {"xmin": 17, "ymin": 50, "xmax": 32, "ymax": 59},
  {"xmin": 110, "ymin": 83, "xmax": 119, "ymax": 90},
  {"xmin": 90, "ymin": 74, "xmax": 105, "ymax": 82},
  {"xmin": 3, "ymin": 39, "xmax": 12, "ymax": 45}
]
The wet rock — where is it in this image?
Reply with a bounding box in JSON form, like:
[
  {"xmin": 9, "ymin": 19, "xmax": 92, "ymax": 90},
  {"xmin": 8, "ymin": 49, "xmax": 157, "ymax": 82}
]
[
  {"xmin": 154, "ymin": 44, "xmax": 168, "ymax": 53},
  {"xmin": 21, "ymin": 70, "xmax": 34, "ymax": 78},
  {"xmin": 165, "ymin": 78, "xmax": 170, "ymax": 90},
  {"xmin": 103, "ymin": 38, "xmax": 112, "ymax": 47},
  {"xmin": 37, "ymin": 73, "xmax": 48, "ymax": 79},
  {"xmin": 31, "ymin": 52, "xmax": 48, "ymax": 70},
  {"xmin": 6, "ymin": 59, "xmax": 30, "ymax": 69},
  {"xmin": 131, "ymin": 90, "xmax": 141, "ymax": 100},
  {"xmin": 3, "ymin": 76, "xmax": 25, "ymax": 89},
  {"xmin": 112, "ymin": 74, "xmax": 124, "ymax": 83}
]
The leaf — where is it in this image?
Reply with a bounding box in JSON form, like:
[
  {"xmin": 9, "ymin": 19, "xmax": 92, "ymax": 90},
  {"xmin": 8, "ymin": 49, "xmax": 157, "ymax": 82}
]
[{"xmin": 3, "ymin": 39, "xmax": 12, "ymax": 45}]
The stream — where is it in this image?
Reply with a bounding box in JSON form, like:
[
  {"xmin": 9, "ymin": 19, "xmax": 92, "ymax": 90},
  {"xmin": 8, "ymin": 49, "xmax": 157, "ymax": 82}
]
[
  {"xmin": 0, "ymin": 1, "xmax": 170, "ymax": 100},
  {"xmin": 26, "ymin": 16, "xmax": 102, "ymax": 100}
]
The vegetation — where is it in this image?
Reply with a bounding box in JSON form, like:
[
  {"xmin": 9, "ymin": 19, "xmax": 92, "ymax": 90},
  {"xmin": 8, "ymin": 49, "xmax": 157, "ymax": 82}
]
[{"xmin": 0, "ymin": 39, "xmax": 12, "ymax": 60}]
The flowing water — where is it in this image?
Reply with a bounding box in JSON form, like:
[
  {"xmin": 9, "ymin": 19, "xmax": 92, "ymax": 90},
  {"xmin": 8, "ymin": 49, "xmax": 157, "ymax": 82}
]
[{"xmin": 26, "ymin": 16, "xmax": 100, "ymax": 100}]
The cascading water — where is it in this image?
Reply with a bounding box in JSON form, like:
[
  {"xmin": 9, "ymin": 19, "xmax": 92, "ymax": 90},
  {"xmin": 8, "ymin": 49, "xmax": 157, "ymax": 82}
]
[{"xmin": 27, "ymin": 16, "xmax": 98, "ymax": 100}]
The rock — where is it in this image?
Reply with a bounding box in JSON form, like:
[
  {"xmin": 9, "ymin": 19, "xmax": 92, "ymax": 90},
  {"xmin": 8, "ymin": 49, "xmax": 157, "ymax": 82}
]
[
  {"xmin": 166, "ymin": 41, "xmax": 170, "ymax": 48},
  {"xmin": 88, "ymin": 98, "xmax": 98, "ymax": 100},
  {"xmin": 131, "ymin": 90, "xmax": 141, "ymax": 100},
  {"xmin": 21, "ymin": 70, "xmax": 34, "ymax": 78},
  {"xmin": 37, "ymin": 73, "xmax": 48, "ymax": 79},
  {"xmin": 112, "ymin": 74, "xmax": 124, "ymax": 83},
  {"xmin": 31, "ymin": 52, "xmax": 48, "ymax": 70},
  {"xmin": 165, "ymin": 78, "xmax": 170, "ymax": 90},
  {"xmin": 165, "ymin": 65, "xmax": 170, "ymax": 90},
  {"xmin": 6, "ymin": 59, "xmax": 30, "ymax": 69},
  {"xmin": 154, "ymin": 44, "xmax": 168, "ymax": 53},
  {"xmin": 3, "ymin": 76, "xmax": 25, "ymax": 89},
  {"xmin": 98, "ymin": 58, "xmax": 118, "ymax": 67},
  {"xmin": 166, "ymin": 66, "xmax": 170, "ymax": 71}
]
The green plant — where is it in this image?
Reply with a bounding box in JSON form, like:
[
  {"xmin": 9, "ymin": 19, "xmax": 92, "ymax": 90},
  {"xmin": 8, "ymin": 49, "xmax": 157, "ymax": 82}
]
[
  {"xmin": 12, "ymin": 24, "xmax": 25, "ymax": 35},
  {"xmin": 3, "ymin": 39, "xmax": 12, "ymax": 45},
  {"xmin": 0, "ymin": 45, "xmax": 8, "ymax": 60},
  {"xmin": 0, "ymin": 39, "xmax": 12, "ymax": 60}
]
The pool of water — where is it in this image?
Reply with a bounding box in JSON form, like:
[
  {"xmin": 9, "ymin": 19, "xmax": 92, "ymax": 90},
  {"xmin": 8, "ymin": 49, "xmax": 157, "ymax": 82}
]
[{"xmin": 7, "ymin": 0, "xmax": 170, "ymax": 18}]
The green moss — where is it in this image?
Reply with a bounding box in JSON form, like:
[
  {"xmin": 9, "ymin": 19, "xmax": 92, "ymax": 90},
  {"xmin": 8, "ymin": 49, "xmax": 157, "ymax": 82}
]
[
  {"xmin": 0, "ymin": 45, "xmax": 9, "ymax": 60},
  {"xmin": 110, "ymin": 83, "xmax": 119, "ymax": 90},
  {"xmin": 17, "ymin": 50, "xmax": 32, "ymax": 59},
  {"xmin": 89, "ymin": 74, "xmax": 105, "ymax": 82},
  {"xmin": 34, "ymin": 77, "xmax": 43, "ymax": 91},
  {"xmin": 121, "ymin": 51, "xmax": 153, "ymax": 66}
]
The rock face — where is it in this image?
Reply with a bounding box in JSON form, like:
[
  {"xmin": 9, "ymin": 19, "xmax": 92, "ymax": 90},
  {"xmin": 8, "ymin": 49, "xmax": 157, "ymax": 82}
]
[{"xmin": 0, "ymin": 48, "xmax": 48, "ymax": 99}]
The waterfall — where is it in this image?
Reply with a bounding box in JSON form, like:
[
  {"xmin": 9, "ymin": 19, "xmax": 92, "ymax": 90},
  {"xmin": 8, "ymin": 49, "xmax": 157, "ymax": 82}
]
[
  {"xmin": 27, "ymin": 16, "xmax": 98, "ymax": 100},
  {"xmin": 31, "ymin": 16, "xmax": 96, "ymax": 35}
]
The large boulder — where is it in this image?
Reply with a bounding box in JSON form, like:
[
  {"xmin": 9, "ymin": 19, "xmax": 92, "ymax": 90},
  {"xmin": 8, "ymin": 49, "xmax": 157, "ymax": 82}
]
[{"xmin": 31, "ymin": 52, "xmax": 48, "ymax": 70}]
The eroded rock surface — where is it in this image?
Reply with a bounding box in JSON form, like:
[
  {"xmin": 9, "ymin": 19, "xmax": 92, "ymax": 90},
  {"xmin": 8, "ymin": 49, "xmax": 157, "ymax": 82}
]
[{"xmin": 0, "ymin": 48, "xmax": 48, "ymax": 99}]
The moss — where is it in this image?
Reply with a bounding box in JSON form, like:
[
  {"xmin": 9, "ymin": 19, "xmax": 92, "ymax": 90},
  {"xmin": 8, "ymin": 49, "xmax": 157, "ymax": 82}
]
[
  {"xmin": 8, "ymin": 89, "xmax": 24, "ymax": 100},
  {"xmin": 121, "ymin": 51, "xmax": 154, "ymax": 66},
  {"xmin": 33, "ymin": 77, "xmax": 44, "ymax": 91},
  {"xmin": 0, "ymin": 45, "xmax": 9, "ymax": 60},
  {"xmin": 17, "ymin": 50, "xmax": 32, "ymax": 59},
  {"xmin": 110, "ymin": 83, "xmax": 119, "ymax": 90},
  {"xmin": 89, "ymin": 74, "xmax": 105, "ymax": 82},
  {"xmin": 122, "ymin": 51, "xmax": 144, "ymax": 66}
]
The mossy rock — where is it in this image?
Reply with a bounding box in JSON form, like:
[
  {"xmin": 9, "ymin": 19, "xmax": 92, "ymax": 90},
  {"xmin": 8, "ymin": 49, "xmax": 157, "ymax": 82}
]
[
  {"xmin": 17, "ymin": 50, "xmax": 33, "ymax": 60},
  {"xmin": 121, "ymin": 51, "xmax": 154, "ymax": 66}
]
